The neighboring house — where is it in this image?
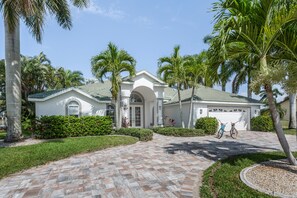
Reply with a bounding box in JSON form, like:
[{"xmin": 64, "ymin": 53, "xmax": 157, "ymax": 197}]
[
  {"xmin": 279, "ymin": 97, "xmax": 297, "ymax": 121},
  {"xmin": 29, "ymin": 71, "xmax": 262, "ymax": 130}
]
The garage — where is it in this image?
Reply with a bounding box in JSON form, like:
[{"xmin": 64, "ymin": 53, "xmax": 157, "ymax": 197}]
[{"xmin": 208, "ymin": 107, "xmax": 249, "ymax": 131}]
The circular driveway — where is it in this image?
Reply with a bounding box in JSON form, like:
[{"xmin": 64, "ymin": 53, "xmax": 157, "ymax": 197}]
[{"xmin": 0, "ymin": 131, "xmax": 296, "ymax": 198}]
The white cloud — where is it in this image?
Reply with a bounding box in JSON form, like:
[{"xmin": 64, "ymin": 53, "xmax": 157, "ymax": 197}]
[
  {"xmin": 83, "ymin": 0, "xmax": 126, "ymax": 20},
  {"xmin": 134, "ymin": 16, "xmax": 153, "ymax": 27}
]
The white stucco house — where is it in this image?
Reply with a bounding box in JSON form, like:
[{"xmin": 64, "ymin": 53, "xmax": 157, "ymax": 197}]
[{"xmin": 28, "ymin": 71, "xmax": 262, "ymax": 130}]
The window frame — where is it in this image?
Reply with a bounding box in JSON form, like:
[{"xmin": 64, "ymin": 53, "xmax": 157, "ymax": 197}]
[{"xmin": 66, "ymin": 99, "xmax": 81, "ymax": 117}]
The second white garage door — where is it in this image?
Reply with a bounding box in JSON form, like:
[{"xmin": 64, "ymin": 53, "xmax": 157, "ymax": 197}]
[{"xmin": 208, "ymin": 107, "xmax": 249, "ymax": 131}]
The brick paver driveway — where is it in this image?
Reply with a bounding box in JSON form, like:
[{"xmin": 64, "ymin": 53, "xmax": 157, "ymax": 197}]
[{"xmin": 1, "ymin": 131, "xmax": 296, "ymax": 198}]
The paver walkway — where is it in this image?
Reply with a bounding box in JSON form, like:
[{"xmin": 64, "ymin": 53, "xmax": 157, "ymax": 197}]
[{"xmin": 0, "ymin": 131, "xmax": 296, "ymax": 198}]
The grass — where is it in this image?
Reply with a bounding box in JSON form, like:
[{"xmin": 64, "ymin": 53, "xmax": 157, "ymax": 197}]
[
  {"xmin": 200, "ymin": 152, "xmax": 297, "ymax": 198},
  {"xmin": 0, "ymin": 136, "xmax": 138, "ymax": 179},
  {"xmin": 283, "ymin": 128, "xmax": 296, "ymax": 135}
]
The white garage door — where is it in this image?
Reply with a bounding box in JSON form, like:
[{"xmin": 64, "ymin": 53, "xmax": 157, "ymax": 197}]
[{"xmin": 208, "ymin": 107, "xmax": 249, "ymax": 131}]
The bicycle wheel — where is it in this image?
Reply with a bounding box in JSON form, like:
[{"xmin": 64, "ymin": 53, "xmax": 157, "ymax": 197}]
[
  {"xmin": 217, "ymin": 129, "xmax": 224, "ymax": 139},
  {"xmin": 231, "ymin": 129, "xmax": 238, "ymax": 139}
]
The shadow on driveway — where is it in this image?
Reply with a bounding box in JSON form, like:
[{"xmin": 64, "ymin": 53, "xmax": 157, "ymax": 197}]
[{"xmin": 163, "ymin": 140, "xmax": 279, "ymax": 161}]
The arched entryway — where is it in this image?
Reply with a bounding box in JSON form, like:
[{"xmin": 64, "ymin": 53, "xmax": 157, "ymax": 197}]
[
  {"xmin": 129, "ymin": 92, "xmax": 144, "ymax": 128},
  {"xmin": 129, "ymin": 86, "xmax": 157, "ymax": 128}
]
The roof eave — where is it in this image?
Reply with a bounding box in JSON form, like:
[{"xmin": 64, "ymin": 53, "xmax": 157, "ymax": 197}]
[{"xmin": 28, "ymin": 88, "xmax": 109, "ymax": 104}]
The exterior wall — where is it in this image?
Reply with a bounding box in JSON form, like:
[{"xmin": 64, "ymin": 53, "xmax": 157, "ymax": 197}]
[
  {"xmin": 163, "ymin": 104, "xmax": 180, "ymax": 127},
  {"xmin": 193, "ymin": 103, "xmax": 208, "ymax": 123},
  {"xmin": 250, "ymin": 105, "xmax": 261, "ymax": 118},
  {"xmin": 164, "ymin": 102, "xmax": 262, "ymax": 130},
  {"xmin": 280, "ymin": 100, "xmax": 297, "ymax": 121},
  {"xmin": 35, "ymin": 90, "xmax": 106, "ymax": 117}
]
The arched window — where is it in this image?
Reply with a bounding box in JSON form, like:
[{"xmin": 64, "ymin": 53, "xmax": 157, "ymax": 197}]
[
  {"xmin": 130, "ymin": 93, "xmax": 143, "ymax": 103},
  {"xmin": 66, "ymin": 100, "xmax": 80, "ymax": 117},
  {"xmin": 106, "ymin": 104, "xmax": 115, "ymax": 123}
]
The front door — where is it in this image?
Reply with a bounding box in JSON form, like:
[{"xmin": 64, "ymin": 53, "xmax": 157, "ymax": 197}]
[{"xmin": 130, "ymin": 105, "xmax": 143, "ymax": 128}]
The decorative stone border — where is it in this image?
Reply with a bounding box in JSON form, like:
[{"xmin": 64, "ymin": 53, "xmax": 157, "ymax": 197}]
[{"xmin": 240, "ymin": 163, "xmax": 295, "ymax": 198}]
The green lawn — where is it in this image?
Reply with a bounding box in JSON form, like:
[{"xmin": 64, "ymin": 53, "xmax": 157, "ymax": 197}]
[
  {"xmin": 200, "ymin": 152, "xmax": 297, "ymax": 198},
  {"xmin": 280, "ymin": 120, "xmax": 296, "ymax": 135},
  {"xmin": 0, "ymin": 136, "xmax": 138, "ymax": 179},
  {"xmin": 283, "ymin": 128, "xmax": 296, "ymax": 135}
]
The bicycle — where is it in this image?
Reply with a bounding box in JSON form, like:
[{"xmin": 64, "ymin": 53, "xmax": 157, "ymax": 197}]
[
  {"xmin": 217, "ymin": 121, "xmax": 227, "ymax": 139},
  {"xmin": 230, "ymin": 122, "xmax": 239, "ymax": 139},
  {"xmin": 217, "ymin": 120, "xmax": 239, "ymax": 139}
]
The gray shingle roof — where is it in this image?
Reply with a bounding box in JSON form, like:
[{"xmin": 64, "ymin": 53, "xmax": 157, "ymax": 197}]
[
  {"xmin": 164, "ymin": 86, "xmax": 261, "ymax": 104},
  {"xmin": 29, "ymin": 81, "xmax": 112, "ymax": 101},
  {"xmin": 28, "ymin": 89, "xmax": 66, "ymax": 99},
  {"xmin": 77, "ymin": 81, "xmax": 112, "ymax": 100},
  {"xmin": 29, "ymin": 80, "xmax": 260, "ymax": 104}
]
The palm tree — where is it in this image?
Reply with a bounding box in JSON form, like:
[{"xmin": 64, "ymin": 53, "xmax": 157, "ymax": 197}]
[
  {"xmin": 288, "ymin": 94, "xmax": 296, "ymax": 129},
  {"xmin": 21, "ymin": 53, "xmax": 51, "ymax": 98},
  {"xmin": 158, "ymin": 45, "xmax": 187, "ymax": 128},
  {"xmin": 184, "ymin": 52, "xmax": 208, "ymax": 128},
  {"xmin": 0, "ymin": 60, "xmax": 5, "ymax": 112},
  {"xmin": 1, "ymin": 0, "xmax": 88, "ymax": 142},
  {"xmin": 55, "ymin": 68, "xmax": 84, "ymax": 88},
  {"xmin": 275, "ymin": 26, "xmax": 297, "ymax": 129},
  {"xmin": 206, "ymin": 35, "xmax": 255, "ymax": 97},
  {"xmin": 91, "ymin": 42, "xmax": 136, "ymax": 128},
  {"xmin": 213, "ymin": 0, "xmax": 297, "ymax": 165}
]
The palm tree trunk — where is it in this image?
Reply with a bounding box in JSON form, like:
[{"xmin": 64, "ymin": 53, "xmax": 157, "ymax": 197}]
[
  {"xmin": 114, "ymin": 99, "xmax": 119, "ymax": 129},
  {"xmin": 187, "ymin": 86, "xmax": 195, "ymax": 128},
  {"xmin": 289, "ymin": 93, "xmax": 297, "ymax": 129},
  {"xmin": 247, "ymin": 74, "xmax": 252, "ymax": 98},
  {"xmin": 222, "ymin": 82, "xmax": 226, "ymax": 92},
  {"xmin": 4, "ymin": 19, "xmax": 22, "ymax": 142},
  {"xmin": 265, "ymin": 84, "xmax": 296, "ymax": 165},
  {"xmin": 177, "ymin": 86, "xmax": 184, "ymax": 128}
]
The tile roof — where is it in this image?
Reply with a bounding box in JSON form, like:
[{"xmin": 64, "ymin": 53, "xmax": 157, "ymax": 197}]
[
  {"xmin": 28, "ymin": 89, "xmax": 66, "ymax": 99},
  {"xmin": 29, "ymin": 81, "xmax": 260, "ymax": 104},
  {"xmin": 28, "ymin": 81, "xmax": 112, "ymax": 101},
  {"xmin": 164, "ymin": 85, "xmax": 261, "ymax": 104}
]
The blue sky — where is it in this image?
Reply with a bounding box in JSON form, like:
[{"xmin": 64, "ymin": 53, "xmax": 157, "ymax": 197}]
[{"xmin": 0, "ymin": 0, "xmax": 257, "ymax": 98}]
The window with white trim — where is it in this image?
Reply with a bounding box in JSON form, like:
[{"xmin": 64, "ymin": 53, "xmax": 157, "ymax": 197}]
[
  {"xmin": 67, "ymin": 101, "xmax": 80, "ymax": 117},
  {"xmin": 106, "ymin": 104, "xmax": 115, "ymax": 123},
  {"xmin": 130, "ymin": 93, "xmax": 143, "ymax": 103}
]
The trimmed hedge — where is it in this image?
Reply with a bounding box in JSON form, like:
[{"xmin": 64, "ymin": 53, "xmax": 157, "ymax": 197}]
[
  {"xmin": 153, "ymin": 127, "xmax": 205, "ymax": 137},
  {"xmin": 35, "ymin": 116, "xmax": 112, "ymax": 139},
  {"xmin": 195, "ymin": 117, "xmax": 218, "ymax": 135},
  {"xmin": 251, "ymin": 115, "xmax": 274, "ymax": 132},
  {"xmin": 114, "ymin": 128, "xmax": 153, "ymax": 141}
]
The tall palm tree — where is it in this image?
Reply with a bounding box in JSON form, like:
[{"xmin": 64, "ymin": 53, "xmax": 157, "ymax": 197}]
[
  {"xmin": 55, "ymin": 68, "xmax": 84, "ymax": 88},
  {"xmin": 206, "ymin": 34, "xmax": 255, "ymax": 97},
  {"xmin": 1, "ymin": 0, "xmax": 88, "ymax": 142},
  {"xmin": 21, "ymin": 53, "xmax": 51, "ymax": 98},
  {"xmin": 184, "ymin": 52, "xmax": 208, "ymax": 128},
  {"xmin": 275, "ymin": 26, "xmax": 297, "ymax": 129},
  {"xmin": 0, "ymin": 60, "xmax": 5, "ymax": 112},
  {"xmin": 158, "ymin": 45, "xmax": 187, "ymax": 128},
  {"xmin": 91, "ymin": 42, "xmax": 136, "ymax": 128},
  {"xmin": 213, "ymin": 0, "xmax": 297, "ymax": 165},
  {"xmin": 288, "ymin": 94, "xmax": 296, "ymax": 129}
]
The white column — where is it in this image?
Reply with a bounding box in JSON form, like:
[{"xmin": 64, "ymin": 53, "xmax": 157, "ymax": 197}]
[
  {"xmin": 121, "ymin": 90, "xmax": 131, "ymax": 127},
  {"xmin": 157, "ymin": 98, "xmax": 163, "ymax": 126}
]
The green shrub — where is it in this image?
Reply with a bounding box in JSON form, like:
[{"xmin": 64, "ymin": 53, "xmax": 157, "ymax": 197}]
[
  {"xmin": 153, "ymin": 127, "xmax": 205, "ymax": 137},
  {"xmin": 35, "ymin": 116, "xmax": 112, "ymax": 139},
  {"xmin": 195, "ymin": 117, "xmax": 218, "ymax": 135},
  {"xmin": 114, "ymin": 128, "xmax": 153, "ymax": 141},
  {"xmin": 22, "ymin": 118, "xmax": 34, "ymax": 137},
  {"xmin": 251, "ymin": 115, "xmax": 274, "ymax": 132}
]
